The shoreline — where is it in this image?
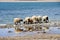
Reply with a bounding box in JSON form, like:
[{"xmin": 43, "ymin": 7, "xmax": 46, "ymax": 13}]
[
  {"xmin": 0, "ymin": 20, "xmax": 60, "ymax": 28},
  {"xmin": 0, "ymin": 33, "xmax": 60, "ymax": 40},
  {"xmin": 0, "ymin": 20, "xmax": 60, "ymax": 40}
]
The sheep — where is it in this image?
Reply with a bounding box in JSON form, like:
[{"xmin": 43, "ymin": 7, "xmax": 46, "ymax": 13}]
[
  {"xmin": 14, "ymin": 18, "xmax": 23, "ymax": 25},
  {"xmin": 37, "ymin": 16, "xmax": 42, "ymax": 23},
  {"xmin": 24, "ymin": 17, "xmax": 33, "ymax": 24},
  {"xmin": 31, "ymin": 16, "xmax": 38, "ymax": 24},
  {"xmin": 42, "ymin": 16, "xmax": 49, "ymax": 23}
]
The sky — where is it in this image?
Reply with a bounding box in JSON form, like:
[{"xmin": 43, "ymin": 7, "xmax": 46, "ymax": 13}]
[{"xmin": 0, "ymin": 0, "xmax": 60, "ymax": 2}]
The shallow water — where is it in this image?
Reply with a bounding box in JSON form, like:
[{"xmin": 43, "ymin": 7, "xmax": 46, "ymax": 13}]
[
  {"xmin": 0, "ymin": 28, "xmax": 39, "ymax": 37},
  {"xmin": 0, "ymin": 2, "xmax": 60, "ymax": 24},
  {"xmin": 0, "ymin": 27, "xmax": 60, "ymax": 37},
  {"xmin": 47, "ymin": 27, "xmax": 60, "ymax": 34}
]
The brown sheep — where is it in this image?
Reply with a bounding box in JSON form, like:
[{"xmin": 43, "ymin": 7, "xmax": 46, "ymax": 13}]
[{"xmin": 24, "ymin": 17, "xmax": 33, "ymax": 24}]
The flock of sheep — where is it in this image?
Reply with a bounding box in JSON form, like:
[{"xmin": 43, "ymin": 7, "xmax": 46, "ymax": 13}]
[
  {"xmin": 14, "ymin": 15, "xmax": 49, "ymax": 25},
  {"xmin": 13, "ymin": 15, "xmax": 49, "ymax": 32}
]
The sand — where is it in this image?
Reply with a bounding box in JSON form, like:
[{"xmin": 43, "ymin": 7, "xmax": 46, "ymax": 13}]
[{"xmin": 0, "ymin": 33, "xmax": 60, "ymax": 40}]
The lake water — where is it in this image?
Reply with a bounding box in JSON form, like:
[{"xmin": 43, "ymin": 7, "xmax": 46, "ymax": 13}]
[
  {"xmin": 0, "ymin": 27, "xmax": 60, "ymax": 37},
  {"xmin": 0, "ymin": 2, "xmax": 60, "ymax": 24}
]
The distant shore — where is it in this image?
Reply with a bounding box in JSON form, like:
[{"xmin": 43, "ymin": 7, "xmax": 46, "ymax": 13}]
[{"xmin": 0, "ymin": 0, "xmax": 60, "ymax": 2}]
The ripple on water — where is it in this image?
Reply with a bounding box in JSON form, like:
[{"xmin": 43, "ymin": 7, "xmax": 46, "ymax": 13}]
[
  {"xmin": 0, "ymin": 27, "xmax": 60, "ymax": 37},
  {"xmin": 0, "ymin": 28, "xmax": 38, "ymax": 37},
  {"xmin": 47, "ymin": 27, "xmax": 60, "ymax": 34}
]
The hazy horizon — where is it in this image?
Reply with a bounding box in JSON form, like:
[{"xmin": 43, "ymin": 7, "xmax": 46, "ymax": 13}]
[{"xmin": 0, "ymin": 0, "xmax": 60, "ymax": 2}]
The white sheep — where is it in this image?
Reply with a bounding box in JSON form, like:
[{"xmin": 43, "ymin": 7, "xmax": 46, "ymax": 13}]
[
  {"xmin": 14, "ymin": 18, "xmax": 23, "ymax": 25},
  {"xmin": 24, "ymin": 17, "xmax": 33, "ymax": 24},
  {"xmin": 37, "ymin": 16, "xmax": 42, "ymax": 23},
  {"xmin": 31, "ymin": 16, "xmax": 38, "ymax": 24},
  {"xmin": 42, "ymin": 16, "xmax": 49, "ymax": 23}
]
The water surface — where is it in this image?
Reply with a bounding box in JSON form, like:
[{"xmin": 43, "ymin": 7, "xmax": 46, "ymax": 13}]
[
  {"xmin": 0, "ymin": 2, "xmax": 60, "ymax": 24},
  {"xmin": 0, "ymin": 27, "xmax": 60, "ymax": 37}
]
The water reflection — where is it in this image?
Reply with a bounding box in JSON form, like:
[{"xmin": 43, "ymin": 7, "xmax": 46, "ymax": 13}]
[{"xmin": 0, "ymin": 27, "xmax": 60, "ymax": 37}]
